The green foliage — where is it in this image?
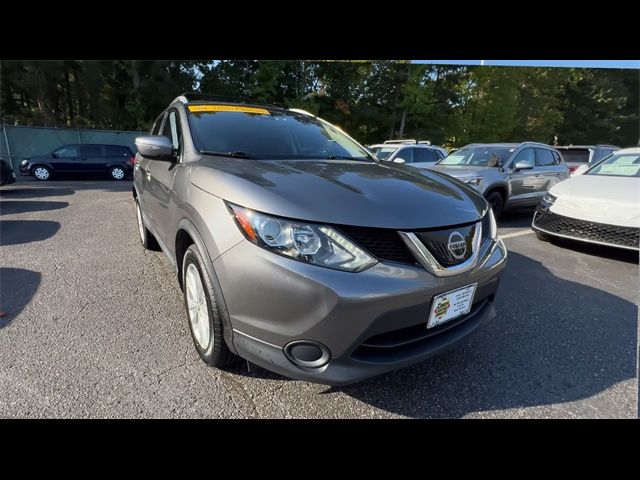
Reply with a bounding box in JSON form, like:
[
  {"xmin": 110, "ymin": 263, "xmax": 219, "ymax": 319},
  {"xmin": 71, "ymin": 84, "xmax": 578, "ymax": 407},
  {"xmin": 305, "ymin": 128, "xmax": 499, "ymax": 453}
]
[{"xmin": 1, "ymin": 60, "xmax": 638, "ymax": 147}]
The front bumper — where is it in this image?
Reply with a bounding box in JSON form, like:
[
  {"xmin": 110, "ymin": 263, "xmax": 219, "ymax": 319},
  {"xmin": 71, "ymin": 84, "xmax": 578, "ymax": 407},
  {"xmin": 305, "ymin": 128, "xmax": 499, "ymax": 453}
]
[
  {"xmin": 214, "ymin": 236, "xmax": 507, "ymax": 385},
  {"xmin": 532, "ymin": 208, "xmax": 640, "ymax": 251}
]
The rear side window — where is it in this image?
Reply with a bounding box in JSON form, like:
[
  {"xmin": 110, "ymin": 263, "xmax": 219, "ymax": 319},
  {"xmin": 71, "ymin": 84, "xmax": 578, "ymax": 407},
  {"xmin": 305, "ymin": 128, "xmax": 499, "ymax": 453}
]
[
  {"xmin": 414, "ymin": 148, "xmax": 439, "ymax": 163},
  {"xmin": 80, "ymin": 145, "xmax": 104, "ymax": 157},
  {"xmin": 106, "ymin": 145, "xmax": 130, "ymax": 156},
  {"xmin": 535, "ymin": 148, "xmax": 558, "ymax": 166}
]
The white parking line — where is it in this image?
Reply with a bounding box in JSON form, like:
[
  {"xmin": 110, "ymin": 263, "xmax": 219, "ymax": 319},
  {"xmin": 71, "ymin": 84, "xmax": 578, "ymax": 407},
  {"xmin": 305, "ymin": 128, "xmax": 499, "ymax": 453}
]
[{"xmin": 500, "ymin": 229, "xmax": 535, "ymax": 239}]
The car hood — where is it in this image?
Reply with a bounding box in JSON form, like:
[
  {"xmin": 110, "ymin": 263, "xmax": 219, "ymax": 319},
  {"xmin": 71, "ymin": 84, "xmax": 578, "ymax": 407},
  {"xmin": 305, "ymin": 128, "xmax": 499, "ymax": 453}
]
[
  {"xmin": 191, "ymin": 158, "xmax": 487, "ymax": 229},
  {"xmin": 427, "ymin": 165, "xmax": 500, "ymax": 179},
  {"xmin": 549, "ymin": 175, "xmax": 640, "ymax": 228}
]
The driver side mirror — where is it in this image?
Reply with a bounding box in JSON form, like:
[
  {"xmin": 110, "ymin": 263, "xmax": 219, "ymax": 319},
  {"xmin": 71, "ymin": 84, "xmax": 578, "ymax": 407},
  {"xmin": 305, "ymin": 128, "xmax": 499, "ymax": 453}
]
[
  {"xmin": 514, "ymin": 160, "xmax": 534, "ymax": 171},
  {"xmin": 135, "ymin": 135, "xmax": 175, "ymax": 161},
  {"xmin": 393, "ymin": 157, "xmax": 406, "ymax": 164}
]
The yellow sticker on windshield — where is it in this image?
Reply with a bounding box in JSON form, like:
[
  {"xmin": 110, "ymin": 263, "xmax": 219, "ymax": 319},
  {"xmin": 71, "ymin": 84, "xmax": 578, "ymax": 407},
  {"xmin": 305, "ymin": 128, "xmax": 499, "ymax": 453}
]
[{"xmin": 188, "ymin": 105, "xmax": 270, "ymax": 115}]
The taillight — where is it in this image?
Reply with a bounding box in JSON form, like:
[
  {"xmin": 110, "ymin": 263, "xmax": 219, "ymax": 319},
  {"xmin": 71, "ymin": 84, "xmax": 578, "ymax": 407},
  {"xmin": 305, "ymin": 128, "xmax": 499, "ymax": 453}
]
[
  {"xmin": 568, "ymin": 165, "xmax": 578, "ymax": 173},
  {"xmin": 129, "ymin": 155, "xmax": 136, "ymax": 166}
]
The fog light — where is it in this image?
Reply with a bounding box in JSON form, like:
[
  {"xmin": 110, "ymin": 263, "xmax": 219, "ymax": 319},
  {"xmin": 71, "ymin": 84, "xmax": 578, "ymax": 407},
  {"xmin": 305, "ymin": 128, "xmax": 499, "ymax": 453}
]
[{"xmin": 284, "ymin": 340, "xmax": 331, "ymax": 369}]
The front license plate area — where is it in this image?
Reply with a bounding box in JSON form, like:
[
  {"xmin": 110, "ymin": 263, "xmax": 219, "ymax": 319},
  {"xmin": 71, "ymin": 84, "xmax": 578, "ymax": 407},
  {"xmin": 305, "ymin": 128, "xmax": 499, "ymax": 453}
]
[{"xmin": 427, "ymin": 283, "xmax": 477, "ymax": 329}]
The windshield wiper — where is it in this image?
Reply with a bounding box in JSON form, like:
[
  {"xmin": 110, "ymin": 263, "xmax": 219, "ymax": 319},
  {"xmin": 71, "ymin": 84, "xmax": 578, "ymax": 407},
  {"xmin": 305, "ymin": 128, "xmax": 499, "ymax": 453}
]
[
  {"xmin": 325, "ymin": 155, "xmax": 369, "ymax": 161},
  {"xmin": 200, "ymin": 150, "xmax": 257, "ymax": 159}
]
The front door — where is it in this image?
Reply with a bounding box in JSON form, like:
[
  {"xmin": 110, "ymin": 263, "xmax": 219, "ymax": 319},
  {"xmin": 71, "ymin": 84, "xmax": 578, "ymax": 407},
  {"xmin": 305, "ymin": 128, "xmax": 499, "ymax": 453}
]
[
  {"xmin": 50, "ymin": 145, "xmax": 79, "ymax": 172},
  {"xmin": 146, "ymin": 109, "xmax": 182, "ymax": 249},
  {"xmin": 507, "ymin": 148, "xmax": 545, "ymax": 206}
]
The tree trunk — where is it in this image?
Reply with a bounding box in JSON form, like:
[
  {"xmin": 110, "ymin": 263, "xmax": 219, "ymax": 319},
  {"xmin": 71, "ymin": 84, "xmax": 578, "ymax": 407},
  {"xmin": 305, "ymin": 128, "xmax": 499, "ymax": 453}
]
[{"xmin": 398, "ymin": 110, "xmax": 407, "ymax": 138}]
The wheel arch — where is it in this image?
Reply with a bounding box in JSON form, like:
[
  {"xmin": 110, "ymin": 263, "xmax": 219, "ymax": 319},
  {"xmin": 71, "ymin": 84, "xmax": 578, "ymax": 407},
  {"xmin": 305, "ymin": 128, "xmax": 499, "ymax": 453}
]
[{"xmin": 175, "ymin": 218, "xmax": 237, "ymax": 354}]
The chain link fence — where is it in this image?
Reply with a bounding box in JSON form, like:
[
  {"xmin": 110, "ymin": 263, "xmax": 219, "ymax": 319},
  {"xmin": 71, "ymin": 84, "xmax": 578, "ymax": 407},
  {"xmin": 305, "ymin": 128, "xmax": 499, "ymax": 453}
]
[{"xmin": 1, "ymin": 125, "xmax": 145, "ymax": 172}]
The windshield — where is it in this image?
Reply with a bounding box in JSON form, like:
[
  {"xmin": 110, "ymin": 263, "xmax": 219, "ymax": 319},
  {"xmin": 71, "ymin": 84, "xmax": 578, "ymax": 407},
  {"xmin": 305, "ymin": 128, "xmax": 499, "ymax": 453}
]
[
  {"xmin": 187, "ymin": 105, "xmax": 371, "ymax": 160},
  {"xmin": 439, "ymin": 146, "xmax": 514, "ymax": 167},
  {"xmin": 370, "ymin": 146, "xmax": 398, "ymax": 161},
  {"xmin": 558, "ymin": 148, "xmax": 591, "ymax": 163},
  {"xmin": 587, "ymin": 153, "xmax": 640, "ymax": 177}
]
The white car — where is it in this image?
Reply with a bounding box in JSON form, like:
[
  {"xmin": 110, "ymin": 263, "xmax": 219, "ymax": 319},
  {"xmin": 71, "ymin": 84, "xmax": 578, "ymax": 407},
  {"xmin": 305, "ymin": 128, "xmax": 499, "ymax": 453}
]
[{"xmin": 531, "ymin": 147, "xmax": 640, "ymax": 251}]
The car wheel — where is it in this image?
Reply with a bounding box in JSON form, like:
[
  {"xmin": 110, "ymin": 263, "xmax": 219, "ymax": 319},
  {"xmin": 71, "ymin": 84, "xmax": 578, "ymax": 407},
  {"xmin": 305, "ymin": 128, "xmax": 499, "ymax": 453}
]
[
  {"xmin": 485, "ymin": 191, "xmax": 504, "ymax": 219},
  {"xmin": 110, "ymin": 166, "xmax": 126, "ymax": 181},
  {"xmin": 135, "ymin": 199, "xmax": 159, "ymax": 250},
  {"xmin": 32, "ymin": 166, "xmax": 51, "ymax": 181},
  {"xmin": 182, "ymin": 244, "xmax": 236, "ymax": 367},
  {"xmin": 535, "ymin": 231, "xmax": 550, "ymax": 242}
]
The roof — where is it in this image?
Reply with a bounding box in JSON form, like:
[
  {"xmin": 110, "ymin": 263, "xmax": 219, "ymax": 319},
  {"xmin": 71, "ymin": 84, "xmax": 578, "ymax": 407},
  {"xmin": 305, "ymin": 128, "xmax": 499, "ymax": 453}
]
[
  {"xmin": 463, "ymin": 142, "xmax": 551, "ymax": 148},
  {"xmin": 173, "ymin": 93, "xmax": 286, "ymax": 110},
  {"xmin": 555, "ymin": 145, "xmax": 620, "ymax": 149},
  {"xmin": 368, "ymin": 143, "xmax": 439, "ymax": 149}
]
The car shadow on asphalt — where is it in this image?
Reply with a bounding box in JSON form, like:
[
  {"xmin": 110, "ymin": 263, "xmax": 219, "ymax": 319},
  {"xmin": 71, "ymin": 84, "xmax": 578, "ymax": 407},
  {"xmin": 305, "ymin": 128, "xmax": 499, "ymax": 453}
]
[
  {"xmin": 0, "ymin": 268, "xmax": 41, "ymax": 329},
  {"xmin": 323, "ymin": 250, "xmax": 637, "ymax": 418},
  {"xmin": 0, "ymin": 200, "xmax": 69, "ymax": 216},
  {"xmin": 0, "ymin": 220, "xmax": 61, "ymax": 246},
  {"xmin": 545, "ymin": 237, "xmax": 639, "ymax": 264},
  {"xmin": 0, "ymin": 187, "xmax": 76, "ymax": 198},
  {"xmin": 498, "ymin": 208, "xmax": 535, "ymax": 229}
]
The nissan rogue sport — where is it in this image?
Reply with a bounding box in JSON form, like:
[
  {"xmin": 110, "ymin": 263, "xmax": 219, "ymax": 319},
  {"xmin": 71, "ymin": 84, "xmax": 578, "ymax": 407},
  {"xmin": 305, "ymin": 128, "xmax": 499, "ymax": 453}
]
[{"xmin": 133, "ymin": 94, "xmax": 507, "ymax": 385}]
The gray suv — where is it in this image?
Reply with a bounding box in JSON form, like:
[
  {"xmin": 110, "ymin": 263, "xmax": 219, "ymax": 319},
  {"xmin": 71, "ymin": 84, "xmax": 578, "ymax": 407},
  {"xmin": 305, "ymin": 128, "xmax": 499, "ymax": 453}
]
[
  {"xmin": 428, "ymin": 142, "xmax": 569, "ymax": 218},
  {"xmin": 133, "ymin": 94, "xmax": 507, "ymax": 385}
]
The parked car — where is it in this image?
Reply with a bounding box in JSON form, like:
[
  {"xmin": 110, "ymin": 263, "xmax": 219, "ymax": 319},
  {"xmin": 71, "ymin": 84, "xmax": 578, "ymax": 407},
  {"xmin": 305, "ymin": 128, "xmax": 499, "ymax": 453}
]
[
  {"xmin": 0, "ymin": 157, "xmax": 16, "ymax": 186},
  {"xmin": 133, "ymin": 93, "xmax": 507, "ymax": 385},
  {"xmin": 554, "ymin": 145, "xmax": 619, "ymax": 174},
  {"xmin": 20, "ymin": 144, "xmax": 135, "ymax": 181},
  {"xmin": 532, "ymin": 147, "xmax": 639, "ymax": 251},
  {"xmin": 368, "ymin": 141, "xmax": 446, "ymax": 166},
  {"xmin": 428, "ymin": 142, "xmax": 570, "ymax": 218}
]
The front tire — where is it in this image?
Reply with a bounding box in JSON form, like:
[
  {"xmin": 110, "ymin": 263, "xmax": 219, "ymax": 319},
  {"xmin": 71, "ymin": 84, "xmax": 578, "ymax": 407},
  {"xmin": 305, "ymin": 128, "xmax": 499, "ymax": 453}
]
[
  {"xmin": 485, "ymin": 191, "xmax": 504, "ymax": 219},
  {"xmin": 135, "ymin": 199, "xmax": 159, "ymax": 250},
  {"xmin": 110, "ymin": 166, "xmax": 126, "ymax": 180},
  {"xmin": 32, "ymin": 166, "xmax": 51, "ymax": 181},
  {"xmin": 182, "ymin": 244, "xmax": 236, "ymax": 367}
]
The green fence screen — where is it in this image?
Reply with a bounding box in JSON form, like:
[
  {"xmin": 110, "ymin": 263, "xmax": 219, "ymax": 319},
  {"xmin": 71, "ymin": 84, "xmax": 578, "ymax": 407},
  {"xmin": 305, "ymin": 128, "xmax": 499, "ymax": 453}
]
[{"xmin": 1, "ymin": 125, "xmax": 145, "ymax": 172}]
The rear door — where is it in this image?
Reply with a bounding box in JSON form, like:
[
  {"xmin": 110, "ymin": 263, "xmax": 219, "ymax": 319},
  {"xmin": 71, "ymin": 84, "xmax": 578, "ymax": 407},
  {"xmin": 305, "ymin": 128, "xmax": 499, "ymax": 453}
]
[
  {"xmin": 78, "ymin": 145, "xmax": 105, "ymax": 173},
  {"xmin": 535, "ymin": 147, "xmax": 566, "ymax": 195}
]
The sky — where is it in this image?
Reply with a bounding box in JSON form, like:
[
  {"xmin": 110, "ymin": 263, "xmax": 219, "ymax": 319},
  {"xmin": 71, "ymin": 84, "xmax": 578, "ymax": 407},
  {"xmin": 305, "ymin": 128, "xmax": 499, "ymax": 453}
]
[{"xmin": 411, "ymin": 60, "xmax": 640, "ymax": 69}]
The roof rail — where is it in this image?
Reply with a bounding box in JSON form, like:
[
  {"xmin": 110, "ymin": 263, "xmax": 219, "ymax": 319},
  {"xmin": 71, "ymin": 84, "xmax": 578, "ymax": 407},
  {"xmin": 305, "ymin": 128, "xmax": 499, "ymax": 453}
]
[
  {"xmin": 176, "ymin": 93, "xmax": 286, "ymax": 109},
  {"xmin": 384, "ymin": 139, "xmax": 417, "ymax": 144}
]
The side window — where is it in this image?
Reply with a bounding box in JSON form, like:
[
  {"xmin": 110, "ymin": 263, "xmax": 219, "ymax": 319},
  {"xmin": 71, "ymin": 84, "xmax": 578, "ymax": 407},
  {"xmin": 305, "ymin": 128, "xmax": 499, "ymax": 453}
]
[
  {"xmin": 511, "ymin": 148, "xmax": 535, "ymax": 167},
  {"xmin": 552, "ymin": 150, "xmax": 563, "ymax": 164},
  {"xmin": 151, "ymin": 114, "xmax": 165, "ymax": 135},
  {"xmin": 106, "ymin": 145, "xmax": 128, "ymax": 157},
  {"xmin": 414, "ymin": 148, "xmax": 439, "ymax": 163},
  {"xmin": 396, "ymin": 147, "xmax": 413, "ymax": 163},
  {"xmin": 80, "ymin": 145, "xmax": 104, "ymax": 157},
  {"xmin": 535, "ymin": 148, "xmax": 557, "ymax": 167},
  {"xmin": 161, "ymin": 110, "xmax": 182, "ymax": 155},
  {"xmin": 54, "ymin": 145, "xmax": 78, "ymax": 158}
]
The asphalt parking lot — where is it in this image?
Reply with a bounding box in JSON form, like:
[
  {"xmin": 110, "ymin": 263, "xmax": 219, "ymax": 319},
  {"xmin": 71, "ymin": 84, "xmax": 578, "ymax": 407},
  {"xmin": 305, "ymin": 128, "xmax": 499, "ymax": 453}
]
[{"xmin": 1, "ymin": 179, "xmax": 638, "ymax": 418}]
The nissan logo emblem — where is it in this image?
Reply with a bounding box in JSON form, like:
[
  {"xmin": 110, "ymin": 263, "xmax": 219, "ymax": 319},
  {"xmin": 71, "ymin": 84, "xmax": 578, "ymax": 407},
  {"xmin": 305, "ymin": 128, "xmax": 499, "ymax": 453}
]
[{"xmin": 447, "ymin": 231, "xmax": 467, "ymax": 260}]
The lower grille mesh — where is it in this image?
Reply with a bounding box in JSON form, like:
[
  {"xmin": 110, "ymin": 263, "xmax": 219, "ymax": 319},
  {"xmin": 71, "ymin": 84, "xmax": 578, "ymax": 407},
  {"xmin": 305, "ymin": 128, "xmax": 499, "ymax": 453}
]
[{"xmin": 534, "ymin": 211, "xmax": 639, "ymax": 249}]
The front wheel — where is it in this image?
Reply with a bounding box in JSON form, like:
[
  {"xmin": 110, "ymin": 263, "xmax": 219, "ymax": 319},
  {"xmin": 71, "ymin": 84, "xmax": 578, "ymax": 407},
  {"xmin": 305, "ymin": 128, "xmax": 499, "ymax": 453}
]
[
  {"xmin": 485, "ymin": 191, "xmax": 504, "ymax": 219},
  {"xmin": 182, "ymin": 244, "xmax": 236, "ymax": 367},
  {"xmin": 109, "ymin": 166, "xmax": 126, "ymax": 180},
  {"xmin": 32, "ymin": 166, "xmax": 51, "ymax": 181}
]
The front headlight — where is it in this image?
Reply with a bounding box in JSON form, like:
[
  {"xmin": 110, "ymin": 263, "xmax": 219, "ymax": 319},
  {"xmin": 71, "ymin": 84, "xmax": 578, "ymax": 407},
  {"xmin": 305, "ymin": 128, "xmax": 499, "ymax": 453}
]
[
  {"xmin": 227, "ymin": 203, "xmax": 377, "ymax": 272},
  {"xmin": 463, "ymin": 177, "xmax": 483, "ymax": 187},
  {"xmin": 20, "ymin": 160, "xmax": 28, "ymax": 166},
  {"xmin": 541, "ymin": 192, "xmax": 556, "ymax": 208},
  {"xmin": 488, "ymin": 207, "xmax": 498, "ymax": 240}
]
